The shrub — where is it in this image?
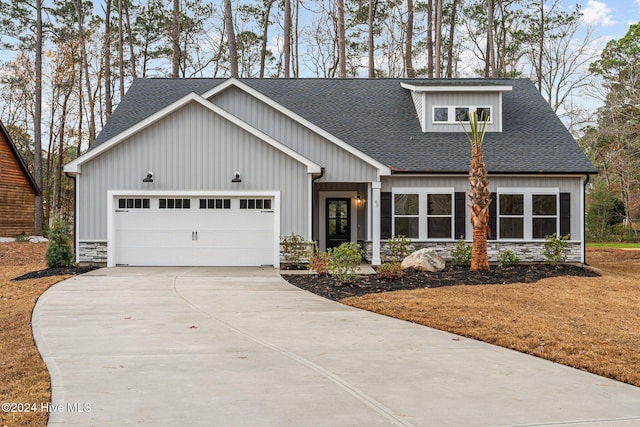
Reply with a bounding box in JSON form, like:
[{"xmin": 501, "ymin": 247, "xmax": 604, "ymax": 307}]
[
  {"xmin": 307, "ymin": 242, "xmax": 329, "ymax": 275},
  {"xmin": 498, "ymin": 249, "xmax": 519, "ymax": 267},
  {"xmin": 386, "ymin": 235, "xmax": 413, "ymax": 263},
  {"xmin": 376, "ymin": 262, "xmax": 403, "ymax": 280},
  {"xmin": 586, "ymin": 182, "xmax": 626, "ymax": 241},
  {"xmin": 280, "ymin": 233, "xmax": 310, "ymax": 266},
  {"xmin": 543, "ymin": 233, "xmax": 569, "ymax": 265},
  {"xmin": 327, "ymin": 242, "xmax": 363, "ymax": 285},
  {"xmin": 45, "ymin": 215, "xmax": 74, "ymax": 268},
  {"xmin": 451, "ymin": 238, "xmax": 472, "ymax": 267},
  {"xmin": 14, "ymin": 232, "xmax": 30, "ymax": 242}
]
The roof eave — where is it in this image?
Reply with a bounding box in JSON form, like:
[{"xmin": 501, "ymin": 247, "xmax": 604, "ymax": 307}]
[{"xmin": 0, "ymin": 120, "xmax": 41, "ymax": 195}]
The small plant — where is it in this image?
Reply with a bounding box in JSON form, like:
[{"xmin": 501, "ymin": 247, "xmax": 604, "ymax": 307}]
[
  {"xmin": 386, "ymin": 235, "xmax": 413, "ymax": 263},
  {"xmin": 280, "ymin": 233, "xmax": 310, "ymax": 267},
  {"xmin": 45, "ymin": 215, "xmax": 74, "ymax": 268},
  {"xmin": 327, "ymin": 242, "xmax": 363, "ymax": 285},
  {"xmin": 14, "ymin": 232, "xmax": 31, "ymax": 242},
  {"xmin": 543, "ymin": 233, "xmax": 570, "ymax": 265},
  {"xmin": 376, "ymin": 262, "xmax": 404, "ymax": 280},
  {"xmin": 498, "ymin": 249, "xmax": 520, "ymax": 267},
  {"xmin": 307, "ymin": 242, "xmax": 330, "ymax": 276},
  {"xmin": 451, "ymin": 238, "xmax": 472, "ymax": 267}
]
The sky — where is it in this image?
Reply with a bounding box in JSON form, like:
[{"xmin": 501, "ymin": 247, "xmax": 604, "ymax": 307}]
[{"xmin": 578, "ymin": 0, "xmax": 639, "ymax": 41}]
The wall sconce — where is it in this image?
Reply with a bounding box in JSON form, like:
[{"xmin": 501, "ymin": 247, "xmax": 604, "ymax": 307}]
[
  {"xmin": 356, "ymin": 193, "xmax": 363, "ymax": 203},
  {"xmin": 231, "ymin": 171, "xmax": 242, "ymax": 183},
  {"xmin": 142, "ymin": 171, "xmax": 153, "ymax": 183}
]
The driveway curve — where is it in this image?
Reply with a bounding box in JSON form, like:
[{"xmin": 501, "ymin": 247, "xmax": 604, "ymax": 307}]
[{"xmin": 33, "ymin": 267, "xmax": 640, "ymax": 426}]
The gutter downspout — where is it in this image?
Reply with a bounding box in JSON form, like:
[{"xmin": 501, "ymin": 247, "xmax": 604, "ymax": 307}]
[
  {"xmin": 311, "ymin": 167, "xmax": 325, "ymax": 243},
  {"xmin": 583, "ymin": 174, "xmax": 590, "ymax": 265}
]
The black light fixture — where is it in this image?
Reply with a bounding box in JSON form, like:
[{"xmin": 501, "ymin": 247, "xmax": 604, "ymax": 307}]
[
  {"xmin": 231, "ymin": 171, "xmax": 242, "ymax": 183},
  {"xmin": 143, "ymin": 171, "xmax": 154, "ymax": 183}
]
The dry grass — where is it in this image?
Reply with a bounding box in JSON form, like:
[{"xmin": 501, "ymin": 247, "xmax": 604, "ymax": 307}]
[
  {"xmin": 0, "ymin": 243, "xmax": 69, "ymax": 427},
  {"xmin": 342, "ymin": 248, "xmax": 640, "ymax": 387}
]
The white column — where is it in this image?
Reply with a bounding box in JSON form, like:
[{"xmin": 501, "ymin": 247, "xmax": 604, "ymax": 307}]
[{"xmin": 371, "ymin": 181, "xmax": 381, "ymax": 266}]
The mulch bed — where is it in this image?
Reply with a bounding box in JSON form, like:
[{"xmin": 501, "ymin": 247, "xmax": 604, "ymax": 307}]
[
  {"xmin": 12, "ymin": 265, "xmax": 101, "ymax": 281},
  {"xmin": 283, "ymin": 264, "xmax": 600, "ymax": 301}
]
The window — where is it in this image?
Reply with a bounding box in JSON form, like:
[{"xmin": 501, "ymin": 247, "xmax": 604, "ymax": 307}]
[
  {"xmin": 240, "ymin": 199, "xmax": 272, "ymax": 210},
  {"xmin": 394, "ymin": 194, "xmax": 419, "ymax": 238},
  {"xmin": 159, "ymin": 198, "xmax": 191, "ymax": 209},
  {"xmin": 392, "ymin": 189, "xmax": 454, "ymax": 240},
  {"xmin": 432, "ymin": 106, "xmax": 492, "ymax": 124},
  {"xmin": 497, "ymin": 190, "xmax": 558, "ymax": 240},
  {"xmin": 118, "ymin": 198, "xmax": 150, "ymax": 209},
  {"xmin": 199, "ymin": 198, "xmax": 231, "ymax": 209}
]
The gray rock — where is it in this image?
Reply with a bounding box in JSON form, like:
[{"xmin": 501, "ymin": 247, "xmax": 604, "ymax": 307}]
[
  {"xmin": 29, "ymin": 236, "xmax": 49, "ymax": 243},
  {"xmin": 401, "ymin": 249, "xmax": 446, "ymax": 272}
]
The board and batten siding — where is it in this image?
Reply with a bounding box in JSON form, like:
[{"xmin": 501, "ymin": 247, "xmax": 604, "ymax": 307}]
[
  {"xmin": 78, "ymin": 102, "xmax": 309, "ymax": 240},
  {"xmin": 382, "ymin": 175, "xmax": 584, "ymax": 241},
  {"xmin": 423, "ymin": 92, "xmax": 501, "ymax": 132},
  {"xmin": 209, "ymin": 87, "xmax": 379, "ymax": 182},
  {"xmin": 0, "ymin": 132, "xmax": 36, "ymax": 236}
]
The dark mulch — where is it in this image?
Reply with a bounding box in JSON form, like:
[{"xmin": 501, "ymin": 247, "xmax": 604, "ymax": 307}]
[
  {"xmin": 12, "ymin": 265, "xmax": 102, "ymax": 281},
  {"xmin": 283, "ymin": 264, "xmax": 600, "ymax": 301}
]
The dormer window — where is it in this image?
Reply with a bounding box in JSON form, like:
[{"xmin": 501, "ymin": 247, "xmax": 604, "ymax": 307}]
[{"xmin": 432, "ymin": 106, "xmax": 492, "ymax": 124}]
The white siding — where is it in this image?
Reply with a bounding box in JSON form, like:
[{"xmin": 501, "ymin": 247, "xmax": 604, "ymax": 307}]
[
  {"xmin": 210, "ymin": 87, "xmax": 379, "ymax": 182},
  {"xmin": 424, "ymin": 92, "xmax": 501, "ymax": 132},
  {"xmin": 78, "ymin": 102, "xmax": 309, "ymax": 240}
]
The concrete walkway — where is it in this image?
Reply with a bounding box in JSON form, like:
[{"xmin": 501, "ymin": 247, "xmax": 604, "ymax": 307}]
[{"xmin": 33, "ymin": 267, "xmax": 640, "ymax": 427}]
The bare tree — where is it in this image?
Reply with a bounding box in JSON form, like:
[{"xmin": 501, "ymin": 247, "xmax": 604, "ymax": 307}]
[
  {"xmin": 336, "ymin": 0, "xmax": 346, "ymax": 77},
  {"xmin": 224, "ymin": 0, "xmax": 239, "ymax": 77},
  {"xmin": 405, "ymin": 0, "xmax": 414, "ymax": 77},
  {"xmin": 171, "ymin": 0, "xmax": 180, "ymax": 77},
  {"xmin": 284, "ymin": 0, "xmax": 291, "ymax": 77},
  {"xmin": 34, "ymin": 0, "xmax": 43, "ymax": 234},
  {"xmin": 104, "ymin": 0, "xmax": 113, "ymax": 117}
]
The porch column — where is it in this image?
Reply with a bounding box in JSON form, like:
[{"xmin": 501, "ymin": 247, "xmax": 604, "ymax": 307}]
[{"xmin": 371, "ymin": 181, "xmax": 381, "ymax": 265}]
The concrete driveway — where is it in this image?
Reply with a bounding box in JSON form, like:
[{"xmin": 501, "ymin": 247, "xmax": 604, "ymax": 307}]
[{"xmin": 33, "ymin": 267, "xmax": 640, "ymax": 426}]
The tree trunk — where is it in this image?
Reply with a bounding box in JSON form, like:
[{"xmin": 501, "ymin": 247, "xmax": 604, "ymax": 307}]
[
  {"xmin": 405, "ymin": 0, "xmax": 414, "ymax": 77},
  {"xmin": 538, "ymin": 0, "xmax": 544, "ymax": 91},
  {"xmin": 427, "ymin": 0, "xmax": 433, "ymax": 77},
  {"xmin": 34, "ymin": 0, "xmax": 43, "ymax": 234},
  {"xmin": 469, "ymin": 144, "xmax": 491, "ymax": 271},
  {"xmin": 125, "ymin": 1, "xmax": 137, "ymax": 78},
  {"xmin": 104, "ymin": 0, "xmax": 112, "ymax": 118},
  {"xmin": 73, "ymin": 0, "xmax": 96, "ymax": 145},
  {"xmin": 368, "ymin": 0, "xmax": 375, "ymax": 78},
  {"xmin": 284, "ymin": 0, "xmax": 291, "ymax": 77},
  {"xmin": 446, "ymin": 0, "xmax": 458, "ymax": 77},
  {"xmin": 336, "ymin": 0, "xmax": 346, "ymax": 77},
  {"xmin": 485, "ymin": 0, "xmax": 495, "ymax": 77},
  {"xmin": 171, "ymin": 0, "xmax": 180, "ymax": 77},
  {"xmin": 118, "ymin": 0, "xmax": 125, "ymax": 96},
  {"xmin": 259, "ymin": 0, "xmax": 274, "ymax": 78},
  {"xmin": 294, "ymin": 0, "xmax": 299, "ymax": 77},
  {"xmin": 224, "ymin": 0, "xmax": 239, "ymax": 77},
  {"xmin": 434, "ymin": 0, "xmax": 442, "ymax": 77}
]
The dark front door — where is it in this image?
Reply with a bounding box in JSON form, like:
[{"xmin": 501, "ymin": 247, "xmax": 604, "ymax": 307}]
[{"xmin": 326, "ymin": 198, "xmax": 351, "ymax": 249}]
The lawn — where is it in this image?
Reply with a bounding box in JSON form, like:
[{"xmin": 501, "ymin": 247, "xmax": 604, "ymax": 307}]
[
  {"xmin": 342, "ymin": 248, "xmax": 640, "ymax": 387},
  {"xmin": 586, "ymin": 242, "xmax": 640, "ymax": 249},
  {"xmin": 0, "ymin": 244, "xmax": 638, "ymax": 427}
]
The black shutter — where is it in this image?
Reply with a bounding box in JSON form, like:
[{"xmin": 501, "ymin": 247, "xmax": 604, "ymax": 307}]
[
  {"xmin": 560, "ymin": 192, "xmax": 571, "ymax": 237},
  {"xmin": 488, "ymin": 192, "xmax": 497, "ymax": 240},
  {"xmin": 381, "ymin": 192, "xmax": 392, "ymax": 239},
  {"xmin": 454, "ymin": 192, "xmax": 466, "ymax": 239}
]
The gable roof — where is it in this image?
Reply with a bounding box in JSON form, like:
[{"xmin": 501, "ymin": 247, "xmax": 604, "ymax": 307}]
[
  {"xmin": 92, "ymin": 78, "xmax": 596, "ymax": 175},
  {"xmin": 0, "ymin": 120, "xmax": 41, "ymax": 195},
  {"xmin": 65, "ymin": 92, "xmax": 321, "ymax": 174}
]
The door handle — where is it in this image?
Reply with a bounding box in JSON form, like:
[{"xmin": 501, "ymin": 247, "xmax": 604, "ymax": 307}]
[
  {"xmin": 195, "ymin": 231, "xmax": 198, "ymax": 240},
  {"xmin": 192, "ymin": 231, "xmax": 195, "ymax": 240}
]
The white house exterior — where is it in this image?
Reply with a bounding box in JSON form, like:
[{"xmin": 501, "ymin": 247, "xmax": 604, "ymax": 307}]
[{"xmin": 64, "ymin": 78, "xmax": 596, "ymax": 267}]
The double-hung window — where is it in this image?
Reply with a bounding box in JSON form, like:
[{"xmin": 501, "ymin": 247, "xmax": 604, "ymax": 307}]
[
  {"xmin": 393, "ymin": 189, "xmax": 454, "ymax": 240},
  {"xmin": 497, "ymin": 189, "xmax": 558, "ymax": 240}
]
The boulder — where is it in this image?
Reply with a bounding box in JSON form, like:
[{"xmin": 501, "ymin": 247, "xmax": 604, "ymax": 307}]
[{"xmin": 401, "ymin": 249, "xmax": 446, "ymax": 272}]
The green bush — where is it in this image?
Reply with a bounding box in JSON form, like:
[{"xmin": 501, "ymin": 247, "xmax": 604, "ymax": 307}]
[
  {"xmin": 451, "ymin": 238, "xmax": 472, "ymax": 267},
  {"xmin": 386, "ymin": 235, "xmax": 413, "ymax": 263},
  {"xmin": 327, "ymin": 242, "xmax": 363, "ymax": 285},
  {"xmin": 280, "ymin": 233, "xmax": 310, "ymax": 266},
  {"xmin": 586, "ymin": 182, "xmax": 626, "ymax": 241},
  {"xmin": 543, "ymin": 233, "xmax": 569, "ymax": 265},
  {"xmin": 376, "ymin": 262, "xmax": 403, "ymax": 280},
  {"xmin": 498, "ymin": 249, "xmax": 519, "ymax": 267},
  {"xmin": 45, "ymin": 215, "xmax": 74, "ymax": 268},
  {"xmin": 13, "ymin": 232, "xmax": 30, "ymax": 242}
]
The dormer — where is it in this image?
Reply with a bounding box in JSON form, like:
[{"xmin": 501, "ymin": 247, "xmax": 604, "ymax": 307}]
[{"xmin": 401, "ymin": 81, "xmax": 512, "ymax": 133}]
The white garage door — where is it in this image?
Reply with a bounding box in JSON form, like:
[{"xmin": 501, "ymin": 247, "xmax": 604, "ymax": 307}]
[{"xmin": 113, "ymin": 196, "xmax": 275, "ymax": 266}]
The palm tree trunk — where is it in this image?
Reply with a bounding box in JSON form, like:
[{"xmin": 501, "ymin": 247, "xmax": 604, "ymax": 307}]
[{"xmin": 469, "ymin": 144, "xmax": 491, "ymax": 271}]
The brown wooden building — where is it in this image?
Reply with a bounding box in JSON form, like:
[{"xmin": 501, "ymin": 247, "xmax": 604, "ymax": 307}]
[{"xmin": 0, "ymin": 120, "xmax": 40, "ymax": 236}]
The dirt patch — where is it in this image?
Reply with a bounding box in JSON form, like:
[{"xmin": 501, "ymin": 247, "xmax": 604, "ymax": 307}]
[
  {"xmin": 283, "ymin": 264, "xmax": 599, "ymax": 301},
  {"xmin": 0, "ymin": 242, "xmax": 47, "ymax": 266}
]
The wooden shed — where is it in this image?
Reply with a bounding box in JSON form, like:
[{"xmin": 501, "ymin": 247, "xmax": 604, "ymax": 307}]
[{"xmin": 0, "ymin": 120, "xmax": 40, "ymax": 236}]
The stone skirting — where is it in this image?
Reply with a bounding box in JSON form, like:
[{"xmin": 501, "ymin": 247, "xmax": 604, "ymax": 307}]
[
  {"xmin": 78, "ymin": 241, "xmax": 108, "ymax": 264},
  {"xmin": 363, "ymin": 240, "xmax": 582, "ymax": 263}
]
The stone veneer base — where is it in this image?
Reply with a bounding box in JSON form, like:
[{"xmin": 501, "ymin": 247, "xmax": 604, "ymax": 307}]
[{"xmin": 78, "ymin": 241, "xmax": 108, "ymax": 264}]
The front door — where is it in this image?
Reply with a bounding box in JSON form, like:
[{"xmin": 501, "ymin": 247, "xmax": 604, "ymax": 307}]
[{"xmin": 326, "ymin": 198, "xmax": 351, "ymax": 249}]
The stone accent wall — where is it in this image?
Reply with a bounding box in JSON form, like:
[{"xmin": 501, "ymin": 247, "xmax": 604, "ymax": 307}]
[
  {"xmin": 78, "ymin": 241, "xmax": 108, "ymax": 264},
  {"xmin": 363, "ymin": 241, "xmax": 582, "ymax": 263}
]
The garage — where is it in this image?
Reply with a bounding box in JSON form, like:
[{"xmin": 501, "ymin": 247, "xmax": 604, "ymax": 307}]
[{"xmin": 111, "ymin": 194, "xmax": 277, "ymax": 266}]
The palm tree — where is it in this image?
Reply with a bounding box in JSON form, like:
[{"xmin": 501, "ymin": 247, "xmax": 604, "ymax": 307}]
[{"xmin": 464, "ymin": 111, "xmax": 491, "ymax": 271}]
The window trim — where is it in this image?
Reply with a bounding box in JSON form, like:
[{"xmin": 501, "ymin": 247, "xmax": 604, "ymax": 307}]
[
  {"xmin": 392, "ymin": 188, "xmax": 455, "ymax": 241},
  {"xmin": 496, "ymin": 188, "xmax": 559, "ymax": 241},
  {"xmin": 432, "ymin": 106, "xmax": 493, "ymax": 124}
]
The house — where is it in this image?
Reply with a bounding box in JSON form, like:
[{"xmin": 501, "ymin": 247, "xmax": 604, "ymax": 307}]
[
  {"xmin": 63, "ymin": 78, "xmax": 596, "ymax": 267},
  {"xmin": 0, "ymin": 120, "xmax": 40, "ymax": 237}
]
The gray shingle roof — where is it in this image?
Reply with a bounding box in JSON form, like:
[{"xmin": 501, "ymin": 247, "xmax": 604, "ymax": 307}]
[{"xmin": 93, "ymin": 78, "xmax": 596, "ymax": 174}]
